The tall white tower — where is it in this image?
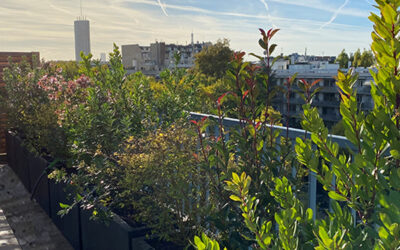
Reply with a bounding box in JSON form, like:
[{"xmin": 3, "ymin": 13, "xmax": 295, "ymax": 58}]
[{"xmin": 74, "ymin": 0, "xmax": 91, "ymax": 62}]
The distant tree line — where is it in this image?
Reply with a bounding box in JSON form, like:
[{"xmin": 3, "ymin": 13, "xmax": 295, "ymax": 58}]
[{"xmin": 336, "ymin": 48, "xmax": 375, "ymax": 69}]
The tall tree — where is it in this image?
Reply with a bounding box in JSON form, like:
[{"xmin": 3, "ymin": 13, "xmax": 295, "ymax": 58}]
[
  {"xmin": 359, "ymin": 49, "xmax": 374, "ymax": 67},
  {"xmin": 194, "ymin": 39, "xmax": 233, "ymax": 79},
  {"xmin": 352, "ymin": 48, "xmax": 361, "ymax": 67},
  {"xmin": 336, "ymin": 49, "xmax": 349, "ymax": 68}
]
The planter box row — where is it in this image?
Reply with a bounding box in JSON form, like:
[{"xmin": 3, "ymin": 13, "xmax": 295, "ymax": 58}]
[{"xmin": 5, "ymin": 132, "xmax": 153, "ymax": 250}]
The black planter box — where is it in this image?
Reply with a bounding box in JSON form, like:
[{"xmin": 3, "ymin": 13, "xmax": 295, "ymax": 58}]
[
  {"xmin": 49, "ymin": 180, "xmax": 82, "ymax": 250},
  {"xmin": 6, "ymin": 132, "xmax": 154, "ymax": 250},
  {"xmin": 14, "ymin": 136, "xmax": 31, "ymax": 192},
  {"xmin": 80, "ymin": 209, "xmax": 136, "ymax": 250},
  {"xmin": 6, "ymin": 132, "xmax": 15, "ymax": 170},
  {"xmin": 29, "ymin": 154, "xmax": 51, "ymax": 216}
]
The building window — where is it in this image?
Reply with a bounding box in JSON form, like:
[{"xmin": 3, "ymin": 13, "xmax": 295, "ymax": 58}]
[
  {"xmin": 324, "ymin": 93, "xmax": 337, "ymax": 102},
  {"xmin": 289, "ymin": 104, "xmax": 297, "ymax": 112},
  {"xmin": 325, "ymin": 79, "xmax": 336, "ymax": 87},
  {"xmin": 322, "ymin": 107, "xmax": 335, "ymax": 115}
]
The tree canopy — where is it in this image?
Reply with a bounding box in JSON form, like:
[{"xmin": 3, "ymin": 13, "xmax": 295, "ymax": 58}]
[
  {"xmin": 338, "ymin": 49, "xmax": 375, "ymax": 68},
  {"xmin": 194, "ymin": 39, "xmax": 233, "ymax": 79},
  {"xmin": 352, "ymin": 48, "xmax": 361, "ymax": 67},
  {"xmin": 336, "ymin": 49, "xmax": 349, "ymax": 68},
  {"xmin": 359, "ymin": 49, "xmax": 374, "ymax": 67}
]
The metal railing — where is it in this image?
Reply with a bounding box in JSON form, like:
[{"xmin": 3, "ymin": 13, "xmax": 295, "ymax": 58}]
[{"xmin": 189, "ymin": 112, "xmax": 355, "ymax": 220}]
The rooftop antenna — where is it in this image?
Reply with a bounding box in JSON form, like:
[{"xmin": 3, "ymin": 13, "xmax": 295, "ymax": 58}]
[{"xmin": 79, "ymin": 0, "xmax": 84, "ymax": 19}]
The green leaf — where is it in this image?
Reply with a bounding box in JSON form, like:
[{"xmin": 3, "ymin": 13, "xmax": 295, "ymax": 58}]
[
  {"xmin": 380, "ymin": 213, "xmax": 392, "ymax": 230},
  {"xmin": 59, "ymin": 202, "xmax": 70, "ymax": 209},
  {"xmin": 250, "ymin": 53, "xmax": 264, "ymax": 61},
  {"xmin": 269, "ymin": 44, "xmax": 277, "ymax": 55},
  {"xmin": 194, "ymin": 236, "xmax": 206, "ymax": 249},
  {"xmin": 230, "ymin": 195, "xmax": 241, "ymax": 202},
  {"xmin": 248, "ymin": 124, "xmax": 255, "ymax": 137},
  {"xmin": 257, "ymin": 139, "xmax": 264, "ymax": 151},
  {"xmin": 328, "ymin": 191, "xmax": 347, "ymax": 202},
  {"xmin": 390, "ymin": 149, "xmax": 400, "ymax": 160},
  {"xmin": 306, "ymin": 208, "xmax": 313, "ymax": 221},
  {"xmin": 378, "ymin": 226, "xmax": 389, "ymax": 240},
  {"xmin": 258, "ymin": 39, "xmax": 267, "ymax": 50},
  {"xmin": 232, "ymin": 172, "xmax": 240, "ymax": 184},
  {"xmin": 318, "ymin": 226, "xmax": 333, "ymax": 246}
]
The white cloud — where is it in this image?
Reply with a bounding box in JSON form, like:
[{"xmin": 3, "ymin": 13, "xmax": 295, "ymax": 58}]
[
  {"xmin": 0, "ymin": 0, "xmax": 372, "ymax": 60},
  {"xmin": 268, "ymin": 0, "xmax": 367, "ymax": 18}
]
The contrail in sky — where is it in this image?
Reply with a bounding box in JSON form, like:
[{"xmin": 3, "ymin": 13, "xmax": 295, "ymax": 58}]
[
  {"xmin": 259, "ymin": 0, "xmax": 276, "ymax": 28},
  {"xmin": 259, "ymin": 0, "xmax": 269, "ymax": 11},
  {"xmin": 320, "ymin": 0, "xmax": 350, "ymax": 29},
  {"xmin": 156, "ymin": 0, "xmax": 168, "ymax": 16}
]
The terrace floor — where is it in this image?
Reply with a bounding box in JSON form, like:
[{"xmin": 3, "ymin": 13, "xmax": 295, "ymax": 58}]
[{"xmin": 0, "ymin": 164, "xmax": 72, "ymax": 250}]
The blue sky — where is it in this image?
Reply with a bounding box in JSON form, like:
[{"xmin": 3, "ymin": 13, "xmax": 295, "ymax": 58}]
[{"xmin": 0, "ymin": 0, "xmax": 376, "ymax": 60}]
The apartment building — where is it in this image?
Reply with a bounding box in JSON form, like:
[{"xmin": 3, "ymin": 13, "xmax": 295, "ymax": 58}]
[
  {"xmin": 121, "ymin": 40, "xmax": 211, "ymax": 76},
  {"xmin": 272, "ymin": 64, "xmax": 373, "ymax": 128}
]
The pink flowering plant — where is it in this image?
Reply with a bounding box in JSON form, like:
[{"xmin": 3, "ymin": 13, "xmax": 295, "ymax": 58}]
[
  {"xmin": 2, "ymin": 59, "xmax": 69, "ymax": 157},
  {"xmin": 37, "ymin": 69, "xmax": 92, "ymax": 127}
]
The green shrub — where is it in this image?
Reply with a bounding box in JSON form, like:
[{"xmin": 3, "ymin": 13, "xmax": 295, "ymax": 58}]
[
  {"xmin": 197, "ymin": 0, "xmax": 400, "ymax": 248},
  {"xmin": 2, "ymin": 60, "xmax": 68, "ymax": 158},
  {"xmin": 117, "ymin": 120, "xmax": 206, "ymax": 245},
  {"xmin": 190, "ymin": 28, "xmax": 311, "ymax": 248}
]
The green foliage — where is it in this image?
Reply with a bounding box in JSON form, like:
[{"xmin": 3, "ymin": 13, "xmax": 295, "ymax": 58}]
[
  {"xmin": 349, "ymin": 48, "xmax": 374, "ymax": 68},
  {"xmin": 191, "ymin": 28, "xmax": 311, "ymax": 248},
  {"xmin": 6, "ymin": 0, "xmax": 400, "ymax": 248},
  {"xmin": 153, "ymin": 67, "xmax": 197, "ymax": 123},
  {"xmin": 296, "ymin": 0, "xmax": 400, "ymax": 248},
  {"xmin": 224, "ymin": 172, "xmax": 315, "ymax": 249},
  {"xmin": 336, "ymin": 49, "xmax": 350, "ymax": 69},
  {"xmin": 225, "ymin": 172, "xmax": 273, "ymax": 249},
  {"xmin": 352, "ymin": 49, "xmax": 361, "ymax": 67},
  {"xmin": 194, "ymin": 39, "xmax": 233, "ymax": 79},
  {"xmin": 1, "ymin": 59, "xmax": 69, "ymax": 158},
  {"xmin": 117, "ymin": 121, "xmax": 204, "ymax": 245},
  {"xmin": 44, "ymin": 60, "xmax": 79, "ymax": 80},
  {"xmin": 195, "ymin": 1, "xmax": 400, "ymax": 248},
  {"xmin": 359, "ymin": 49, "xmax": 375, "ymax": 68},
  {"xmin": 330, "ymin": 120, "xmax": 345, "ymax": 136},
  {"xmin": 194, "ymin": 233, "xmax": 226, "ymax": 250}
]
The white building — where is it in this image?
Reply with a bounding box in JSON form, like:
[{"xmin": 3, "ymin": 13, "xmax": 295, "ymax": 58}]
[
  {"xmin": 100, "ymin": 53, "xmax": 107, "ymax": 63},
  {"xmin": 122, "ymin": 38, "xmax": 211, "ymax": 76}
]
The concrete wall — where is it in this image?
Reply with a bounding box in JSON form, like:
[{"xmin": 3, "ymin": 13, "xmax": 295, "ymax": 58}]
[
  {"xmin": 121, "ymin": 44, "xmax": 143, "ymax": 69},
  {"xmin": 150, "ymin": 42, "xmax": 165, "ymax": 67},
  {"xmin": 122, "ymin": 42, "xmax": 210, "ymax": 76}
]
